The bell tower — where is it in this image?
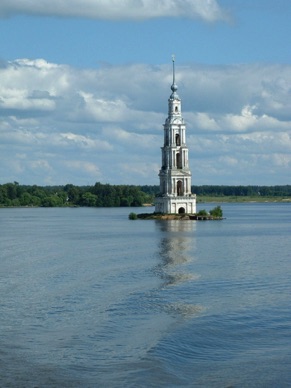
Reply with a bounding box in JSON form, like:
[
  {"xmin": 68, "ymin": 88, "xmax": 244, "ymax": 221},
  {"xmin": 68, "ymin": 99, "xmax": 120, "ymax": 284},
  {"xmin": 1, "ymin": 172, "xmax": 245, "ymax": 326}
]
[{"xmin": 155, "ymin": 56, "xmax": 196, "ymax": 214}]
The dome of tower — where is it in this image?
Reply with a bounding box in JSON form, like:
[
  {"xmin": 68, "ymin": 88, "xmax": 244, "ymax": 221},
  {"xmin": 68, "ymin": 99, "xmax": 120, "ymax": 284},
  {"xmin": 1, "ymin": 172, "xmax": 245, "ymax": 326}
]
[{"xmin": 171, "ymin": 82, "xmax": 178, "ymax": 92}]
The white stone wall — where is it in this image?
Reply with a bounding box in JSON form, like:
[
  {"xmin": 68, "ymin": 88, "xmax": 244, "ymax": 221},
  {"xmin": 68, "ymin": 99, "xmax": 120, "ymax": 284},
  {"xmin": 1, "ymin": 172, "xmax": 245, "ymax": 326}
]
[{"xmin": 154, "ymin": 195, "xmax": 196, "ymax": 214}]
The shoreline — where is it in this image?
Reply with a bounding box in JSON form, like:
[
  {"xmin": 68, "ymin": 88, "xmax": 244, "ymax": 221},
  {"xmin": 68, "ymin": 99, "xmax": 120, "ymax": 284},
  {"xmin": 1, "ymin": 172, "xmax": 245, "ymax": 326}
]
[
  {"xmin": 197, "ymin": 197, "xmax": 291, "ymax": 203},
  {"xmin": 136, "ymin": 213, "xmax": 224, "ymax": 220},
  {"xmin": 1, "ymin": 197, "xmax": 291, "ymax": 209}
]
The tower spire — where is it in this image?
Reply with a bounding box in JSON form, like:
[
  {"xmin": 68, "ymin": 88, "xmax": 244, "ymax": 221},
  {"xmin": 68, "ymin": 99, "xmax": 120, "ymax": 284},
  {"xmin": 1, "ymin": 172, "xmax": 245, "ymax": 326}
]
[
  {"xmin": 172, "ymin": 54, "xmax": 175, "ymax": 85},
  {"xmin": 170, "ymin": 54, "xmax": 179, "ymax": 99}
]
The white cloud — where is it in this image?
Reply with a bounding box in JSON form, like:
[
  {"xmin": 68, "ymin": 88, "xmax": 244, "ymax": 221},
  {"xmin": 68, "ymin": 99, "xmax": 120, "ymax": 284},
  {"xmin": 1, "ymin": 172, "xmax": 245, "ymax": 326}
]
[
  {"xmin": 0, "ymin": 58, "xmax": 291, "ymax": 185},
  {"xmin": 219, "ymin": 156, "xmax": 238, "ymax": 167},
  {"xmin": 120, "ymin": 161, "xmax": 160, "ymax": 180},
  {"xmin": 272, "ymin": 153, "xmax": 291, "ymax": 167},
  {"xmin": 106, "ymin": 127, "xmax": 158, "ymax": 150},
  {"xmin": 57, "ymin": 132, "xmax": 113, "ymax": 150},
  {"xmin": 64, "ymin": 160, "xmax": 101, "ymax": 175},
  {"xmin": 187, "ymin": 112, "xmax": 219, "ymax": 131},
  {"xmin": 0, "ymin": 88, "xmax": 55, "ymax": 111},
  {"xmin": 30, "ymin": 159, "xmax": 52, "ymax": 171},
  {"xmin": 0, "ymin": 0, "xmax": 228, "ymax": 22}
]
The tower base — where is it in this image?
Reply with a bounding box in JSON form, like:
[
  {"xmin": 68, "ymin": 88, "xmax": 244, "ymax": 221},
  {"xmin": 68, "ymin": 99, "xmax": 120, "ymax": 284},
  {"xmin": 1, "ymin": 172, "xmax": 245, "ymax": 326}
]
[{"xmin": 154, "ymin": 195, "xmax": 196, "ymax": 214}]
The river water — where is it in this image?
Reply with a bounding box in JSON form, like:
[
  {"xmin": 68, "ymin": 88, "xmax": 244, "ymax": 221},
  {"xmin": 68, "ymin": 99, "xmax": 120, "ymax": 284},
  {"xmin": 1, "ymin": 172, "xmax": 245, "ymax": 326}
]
[{"xmin": 0, "ymin": 203, "xmax": 290, "ymax": 387}]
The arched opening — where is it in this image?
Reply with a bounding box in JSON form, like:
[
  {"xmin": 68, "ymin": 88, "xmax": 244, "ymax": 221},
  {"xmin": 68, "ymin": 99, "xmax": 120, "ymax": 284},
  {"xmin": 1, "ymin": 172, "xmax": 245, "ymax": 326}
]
[
  {"xmin": 175, "ymin": 106, "xmax": 178, "ymax": 113},
  {"xmin": 177, "ymin": 180, "xmax": 183, "ymax": 196},
  {"xmin": 178, "ymin": 207, "xmax": 185, "ymax": 214},
  {"xmin": 176, "ymin": 153, "xmax": 182, "ymax": 169},
  {"xmin": 175, "ymin": 134, "xmax": 180, "ymax": 146}
]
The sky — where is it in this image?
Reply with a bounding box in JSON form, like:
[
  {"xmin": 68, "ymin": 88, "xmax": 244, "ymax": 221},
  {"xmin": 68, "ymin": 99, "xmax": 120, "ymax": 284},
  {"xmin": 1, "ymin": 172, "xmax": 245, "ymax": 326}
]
[{"xmin": 0, "ymin": 0, "xmax": 290, "ymax": 186}]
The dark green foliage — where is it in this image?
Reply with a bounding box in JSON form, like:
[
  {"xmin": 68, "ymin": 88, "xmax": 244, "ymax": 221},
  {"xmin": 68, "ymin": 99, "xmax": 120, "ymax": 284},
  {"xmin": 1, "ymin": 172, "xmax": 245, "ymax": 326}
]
[
  {"xmin": 128, "ymin": 212, "xmax": 138, "ymax": 220},
  {"xmin": 191, "ymin": 185, "xmax": 291, "ymax": 197},
  {"xmin": 209, "ymin": 205, "xmax": 223, "ymax": 218},
  {"xmin": 138, "ymin": 185, "xmax": 160, "ymax": 196},
  {"xmin": 0, "ymin": 182, "xmax": 290, "ymax": 208},
  {"xmin": 197, "ymin": 209, "xmax": 208, "ymax": 216},
  {"xmin": 196, "ymin": 206, "xmax": 223, "ymax": 219},
  {"xmin": 91, "ymin": 182, "xmax": 151, "ymax": 207},
  {"xmin": 0, "ymin": 182, "xmax": 152, "ymax": 208},
  {"xmin": 140, "ymin": 184, "xmax": 291, "ymax": 198},
  {"xmin": 80, "ymin": 192, "xmax": 98, "ymax": 207}
]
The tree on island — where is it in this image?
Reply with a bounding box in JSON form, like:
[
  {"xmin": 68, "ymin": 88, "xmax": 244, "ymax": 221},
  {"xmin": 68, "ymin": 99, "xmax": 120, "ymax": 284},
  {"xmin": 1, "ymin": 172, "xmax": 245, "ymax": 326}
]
[{"xmin": 209, "ymin": 206, "xmax": 223, "ymax": 218}]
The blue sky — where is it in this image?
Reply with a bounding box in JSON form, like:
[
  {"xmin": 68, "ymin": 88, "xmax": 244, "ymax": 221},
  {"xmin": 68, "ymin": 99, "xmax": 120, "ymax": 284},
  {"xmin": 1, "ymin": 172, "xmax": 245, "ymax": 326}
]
[{"xmin": 0, "ymin": 0, "xmax": 290, "ymax": 186}]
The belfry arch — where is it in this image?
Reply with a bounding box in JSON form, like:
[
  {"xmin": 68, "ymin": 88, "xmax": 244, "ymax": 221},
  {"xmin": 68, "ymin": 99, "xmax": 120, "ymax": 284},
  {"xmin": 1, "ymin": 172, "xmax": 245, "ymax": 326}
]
[
  {"xmin": 177, "ymin": 180, "xmax": 183, "ymax": 196},
  {"xmin": 176, "ymin": 152, "xmax": 182, "ymax": 169}
]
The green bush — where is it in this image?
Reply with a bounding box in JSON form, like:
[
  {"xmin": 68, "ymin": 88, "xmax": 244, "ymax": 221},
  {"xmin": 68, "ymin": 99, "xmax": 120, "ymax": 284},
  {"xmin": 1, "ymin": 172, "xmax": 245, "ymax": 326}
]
[
  {"xmin": 197, "ymin": 209, "xmax": 208, "ymax": 216},
  {"xmin": 128, "ymin": 212, "xmax": 138, "ymax": 220},
  {"xmin": 209, "ymin": 205, "xmax": 223, "ymax": 217}
]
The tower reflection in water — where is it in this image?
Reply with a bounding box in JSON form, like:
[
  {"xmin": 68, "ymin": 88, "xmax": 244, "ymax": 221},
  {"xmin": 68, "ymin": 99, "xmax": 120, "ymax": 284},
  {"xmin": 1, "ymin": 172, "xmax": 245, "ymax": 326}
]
[
  {"xmin": 154, "ymin": 220, "xmax": 198, "ymax": 287},
  {"xmin": 153, "ymin": 220, "xmax": 203, "ymax": 318}
]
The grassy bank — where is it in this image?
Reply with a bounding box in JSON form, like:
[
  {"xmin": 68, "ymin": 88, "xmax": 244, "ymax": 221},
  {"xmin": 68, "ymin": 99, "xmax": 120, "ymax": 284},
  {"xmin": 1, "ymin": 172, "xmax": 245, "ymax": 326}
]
[{"xmin": 197, "ymin": 196, "xmax": 291, "ymax": 203}]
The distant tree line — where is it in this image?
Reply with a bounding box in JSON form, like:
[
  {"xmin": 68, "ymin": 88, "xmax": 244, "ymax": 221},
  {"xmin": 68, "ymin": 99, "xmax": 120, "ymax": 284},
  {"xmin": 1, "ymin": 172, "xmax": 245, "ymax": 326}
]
[
  {"xmin": 140, "ymin": 185, "xmax": 291, "ymax": 198},
  {"xmin": 0, "ymin": 182, "xmax": 152, "ymax": 207},
  {"xmin": 191, "ymin": 185, "xmax": 291, "ymax": 197},
  {"xmin": 0, "ymin": 182, "xmax": 290, "ymax": 207}
]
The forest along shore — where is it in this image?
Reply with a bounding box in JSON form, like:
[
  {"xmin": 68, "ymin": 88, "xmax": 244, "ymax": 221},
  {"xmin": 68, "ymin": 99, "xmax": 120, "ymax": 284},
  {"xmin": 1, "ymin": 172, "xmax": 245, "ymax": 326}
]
[{"xmin": 0, "ymin": 182, "xmax": 290, "ymax": 207}]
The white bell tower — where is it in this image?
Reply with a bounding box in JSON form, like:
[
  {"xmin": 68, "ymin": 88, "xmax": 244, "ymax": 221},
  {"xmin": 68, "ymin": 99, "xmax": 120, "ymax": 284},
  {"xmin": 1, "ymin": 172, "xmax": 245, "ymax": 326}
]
[{"xmin": 155, "ymin": 56, "xmax": 196, "ymax": 214}]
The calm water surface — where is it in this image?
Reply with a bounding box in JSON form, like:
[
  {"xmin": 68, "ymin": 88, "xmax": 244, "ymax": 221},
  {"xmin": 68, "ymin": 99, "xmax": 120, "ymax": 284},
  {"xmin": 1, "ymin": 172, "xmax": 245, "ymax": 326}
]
[{"xmin": 0, "ymin": 203, "xmax": 290, "ymax": 387}]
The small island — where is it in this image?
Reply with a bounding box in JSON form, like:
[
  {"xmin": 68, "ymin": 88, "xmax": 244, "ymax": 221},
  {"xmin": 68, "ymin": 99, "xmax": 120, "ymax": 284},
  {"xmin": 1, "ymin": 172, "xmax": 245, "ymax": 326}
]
[{"xmin": 129, "ymin": 205, "xmax": 224, "ymax": 220}]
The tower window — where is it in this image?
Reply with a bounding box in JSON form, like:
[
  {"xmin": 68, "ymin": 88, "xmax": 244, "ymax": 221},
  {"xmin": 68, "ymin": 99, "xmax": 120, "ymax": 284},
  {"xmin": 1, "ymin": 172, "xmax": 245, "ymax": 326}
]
[
  {"xmin": 175, "ymin": 106, "xmax": 178, "ymax": 112},
  {"xmin": 175, "ymin": 134, "xmax": 180, "ymax": 146},
  {"xmin": 177, "ymin": 180, "xmax": 183, "ymax": 196},
  {"xmin": 176, "ymin": 152, "xmax": 182, "ymax": 168}
]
